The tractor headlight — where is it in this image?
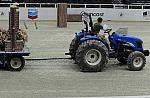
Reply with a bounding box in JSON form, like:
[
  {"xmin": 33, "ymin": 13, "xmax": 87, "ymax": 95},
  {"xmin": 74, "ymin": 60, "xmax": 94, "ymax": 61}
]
[{"xmin": 128, "ymin": 42, "xmax": 135, "ymax": 47}]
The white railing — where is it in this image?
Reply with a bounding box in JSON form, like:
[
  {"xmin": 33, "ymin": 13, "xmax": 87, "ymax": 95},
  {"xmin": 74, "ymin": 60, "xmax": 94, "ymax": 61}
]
[{"xmin": 0, "ymin": 3, "xmax": 150, "ymax": 9}]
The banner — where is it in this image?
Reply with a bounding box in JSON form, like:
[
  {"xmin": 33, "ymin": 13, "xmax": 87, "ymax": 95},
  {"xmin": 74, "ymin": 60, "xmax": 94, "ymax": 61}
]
[{"xmin": 28, "ymin": 9, "xmax": 38, "ymax": 20}]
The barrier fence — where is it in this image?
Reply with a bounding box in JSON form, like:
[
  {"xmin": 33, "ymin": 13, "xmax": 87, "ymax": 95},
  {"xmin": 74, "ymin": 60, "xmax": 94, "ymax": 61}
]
[{"xmin": 0, "ymin": 3, "xmax": 150, "ymax": 9}]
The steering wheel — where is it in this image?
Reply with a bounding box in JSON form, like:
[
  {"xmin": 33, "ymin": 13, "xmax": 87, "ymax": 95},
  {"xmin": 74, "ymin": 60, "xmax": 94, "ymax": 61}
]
[{"xmin": 104, "ymin": 29, "xmax": 112, "ymax": 34}]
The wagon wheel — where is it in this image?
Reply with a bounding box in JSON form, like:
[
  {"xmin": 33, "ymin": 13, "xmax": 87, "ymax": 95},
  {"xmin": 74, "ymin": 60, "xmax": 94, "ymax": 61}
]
[{"xmin": 6, "ymin": 56, "xmax": 25, "ymax": 71}]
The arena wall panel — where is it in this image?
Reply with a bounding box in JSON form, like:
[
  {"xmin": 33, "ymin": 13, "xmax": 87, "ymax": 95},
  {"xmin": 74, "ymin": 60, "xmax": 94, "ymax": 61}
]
[{"xmin": 0, "ymin": 7, "xmax": 149, "ymax": 21}]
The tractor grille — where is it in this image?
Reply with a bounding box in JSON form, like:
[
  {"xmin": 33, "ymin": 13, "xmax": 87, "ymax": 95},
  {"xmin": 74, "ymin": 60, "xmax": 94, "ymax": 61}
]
[{"xmin": 136, "ymin": 41, "xmax": 142, "ymax": 48}]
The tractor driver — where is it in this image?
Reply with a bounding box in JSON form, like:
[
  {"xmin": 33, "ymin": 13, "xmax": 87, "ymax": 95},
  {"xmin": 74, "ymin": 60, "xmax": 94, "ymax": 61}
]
[
  {"xmin": 93, "ymin": 17, "xmax": 110, "ymax": 45},
  {"xmin": 93, "ymin": 17, "xmax": 103, "ymax": 35}
]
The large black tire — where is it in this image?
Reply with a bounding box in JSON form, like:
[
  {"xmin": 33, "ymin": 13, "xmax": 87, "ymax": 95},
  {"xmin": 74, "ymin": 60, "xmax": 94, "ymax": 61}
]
[
  {"xmin": 6, "ymin": 56, "xmax": 25, "ymax": 71},
  {"xmin": 127, "ymin": 51, "xmax": 146, "ymax": 71},
  {"xmin": 76, "ymin": 40, "xmax": 108, "ymax": 72},
  {"xmin": 69, "ymin": 38, "xmax": 78, "ymax": 59}
]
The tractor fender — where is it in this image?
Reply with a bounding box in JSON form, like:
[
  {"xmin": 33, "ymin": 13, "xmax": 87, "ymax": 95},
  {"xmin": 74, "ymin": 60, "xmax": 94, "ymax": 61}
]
[{"xmin": 80, "ymin": 36, "xmax": 110, "ymax": 50}]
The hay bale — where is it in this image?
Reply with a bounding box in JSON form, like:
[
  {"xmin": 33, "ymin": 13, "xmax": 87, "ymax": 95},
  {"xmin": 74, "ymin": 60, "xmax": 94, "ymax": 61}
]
[
  {"xmin": 17, "ymin": 29, "xmax": 28, "ymax": 42},
  {"xmin": 0, "ymin": 28, "xmax": 28, "ymax": 51}
]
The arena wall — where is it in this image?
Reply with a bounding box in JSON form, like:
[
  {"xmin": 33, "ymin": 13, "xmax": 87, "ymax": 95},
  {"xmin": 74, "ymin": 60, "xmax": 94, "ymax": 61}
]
[{"xmin": 0, "ymin": 4, "xmax": 150, "ymax": 21}]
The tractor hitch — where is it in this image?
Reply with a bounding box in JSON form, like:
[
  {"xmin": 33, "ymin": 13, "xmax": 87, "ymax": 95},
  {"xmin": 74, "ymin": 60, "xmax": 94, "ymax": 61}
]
[{"xmin": 65, "ymin": 52, "xmax": 72, "ymax": 55}]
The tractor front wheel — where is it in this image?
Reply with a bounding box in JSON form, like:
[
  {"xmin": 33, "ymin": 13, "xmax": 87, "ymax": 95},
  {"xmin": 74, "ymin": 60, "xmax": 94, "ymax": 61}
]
[{"xmin": 127, "ymin": 51, "xmax": 146, "ymax": 71}]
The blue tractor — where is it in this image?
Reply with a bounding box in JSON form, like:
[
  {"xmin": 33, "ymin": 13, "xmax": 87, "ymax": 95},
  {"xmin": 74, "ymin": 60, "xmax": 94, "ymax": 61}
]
[{"xmin": 66, "ymin": 13, "xmax": 149, "ymax": 72}]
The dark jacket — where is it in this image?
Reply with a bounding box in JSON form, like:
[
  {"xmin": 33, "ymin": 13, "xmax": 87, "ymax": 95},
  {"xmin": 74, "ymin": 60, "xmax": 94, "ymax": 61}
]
[{"xmin": 93, "ymin": 23, "xmax": 103, "ymax": 34}]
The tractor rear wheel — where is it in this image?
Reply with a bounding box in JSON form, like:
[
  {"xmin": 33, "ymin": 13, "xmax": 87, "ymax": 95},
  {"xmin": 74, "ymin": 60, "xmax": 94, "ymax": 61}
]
[
  {"xmin": 127, "ymin": 51, "xmax": 146, "ymax": 71},
  {"xmin": 69, "ymin": 38, "xmax": 78, "ymax": 59},
  {"xmin": 76, "ymin": 40, "xmax": 108, "ymax": 72}
]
